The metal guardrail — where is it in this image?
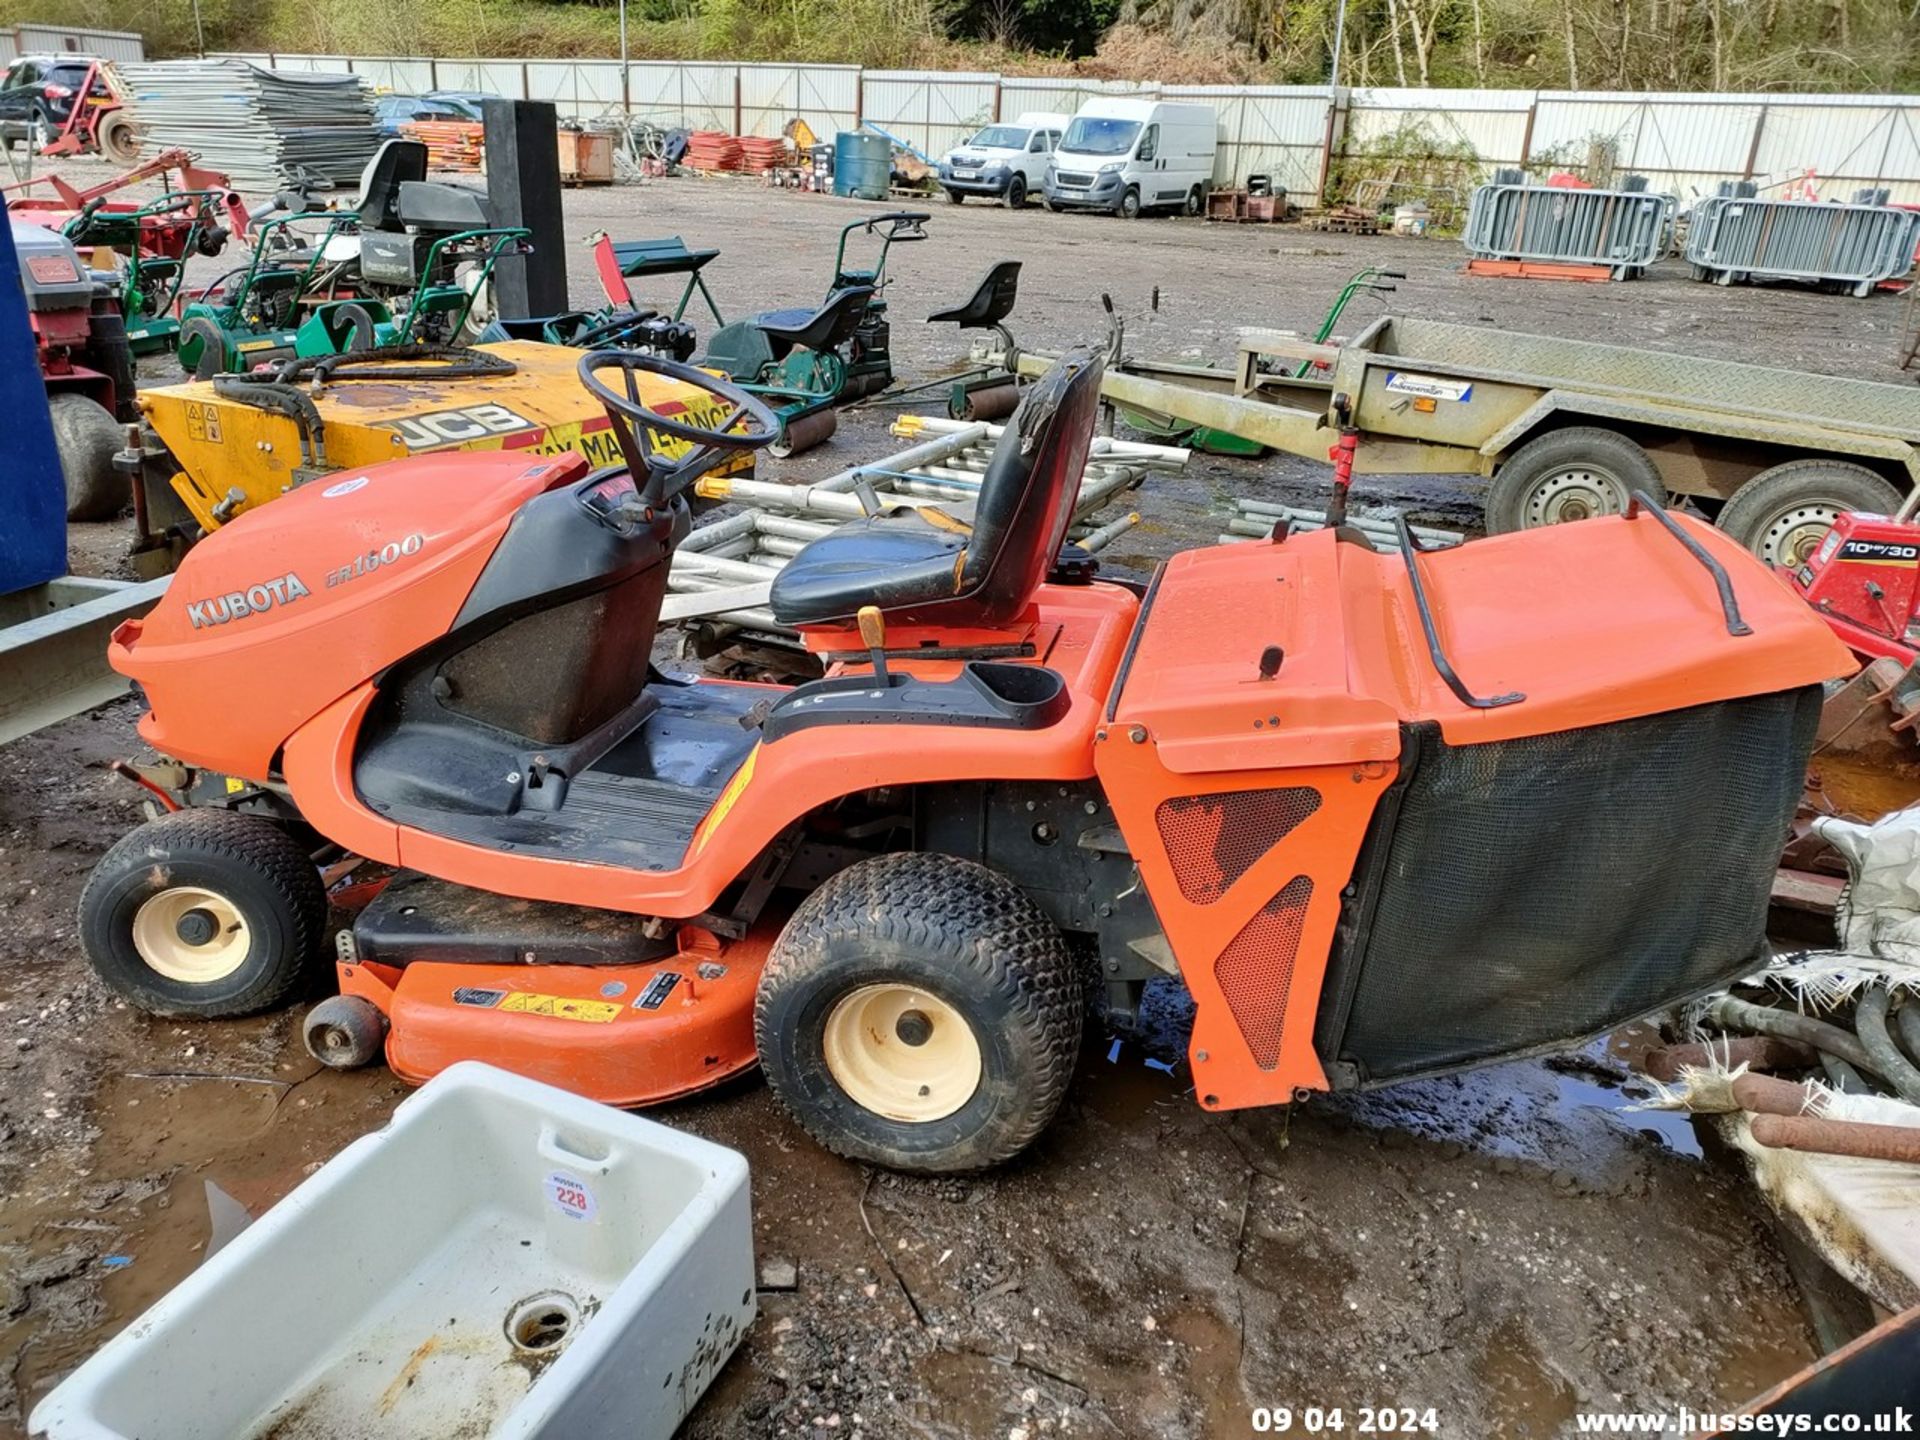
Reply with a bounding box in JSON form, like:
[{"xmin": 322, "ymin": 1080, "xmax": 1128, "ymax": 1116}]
[
  {"xmin": 1686, "ymin": 191, "xmax": 1920, "ymax": 295},
  {"xmin": 1462, "ymin": 175, "xmax": 1674, "ymax": 277}
]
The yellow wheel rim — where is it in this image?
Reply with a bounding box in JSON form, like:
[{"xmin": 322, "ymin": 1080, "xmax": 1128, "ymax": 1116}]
[
  {"xmin": 822, "ymin": 984, "xmax": 983, "ymax": 1123},
  {"xmin": 131, "ymin": 886, "xmax": 251, "ymax": 984}
]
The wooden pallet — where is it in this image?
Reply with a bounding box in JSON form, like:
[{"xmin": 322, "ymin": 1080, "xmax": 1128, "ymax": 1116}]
[
  {"xmin": 1309, "ymin": 208, "xmax": 1379, "ymax": 235},
  {"xmin": 1465, "ymin": 258, "xmax": 1615, "ymax": 283}
]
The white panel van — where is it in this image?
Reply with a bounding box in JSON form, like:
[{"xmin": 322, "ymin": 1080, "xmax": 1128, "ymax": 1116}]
[{"xmin": 1042, "ymin": 98, "xmax": 1219, "ymax": 219}]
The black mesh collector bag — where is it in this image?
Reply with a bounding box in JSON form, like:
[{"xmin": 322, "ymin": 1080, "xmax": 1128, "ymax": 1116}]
[{"xmin": 1312, "ymin": 684, "xmax": 1823, "ymax": 1086}]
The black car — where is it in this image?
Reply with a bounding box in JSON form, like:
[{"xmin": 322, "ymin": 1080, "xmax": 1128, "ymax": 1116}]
[{"xmin": 1, "ymin": 55, "xmax": 112, "ymax": 151}]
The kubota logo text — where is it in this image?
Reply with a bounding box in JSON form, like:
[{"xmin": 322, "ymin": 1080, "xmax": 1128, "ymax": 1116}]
[{"xmin": 185, "ymin": 573, "xmax": 311, "ymax": 629}]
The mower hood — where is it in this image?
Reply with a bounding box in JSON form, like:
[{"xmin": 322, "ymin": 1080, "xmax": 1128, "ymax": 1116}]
[{"xmin": 113, "ymin": 450, "xmax": 588, "ymax": 779}]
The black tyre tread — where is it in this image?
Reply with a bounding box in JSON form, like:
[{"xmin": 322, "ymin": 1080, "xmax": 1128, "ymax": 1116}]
[
  {"xmin": 1716, "ymin": 459, "xmax": 1904, "ymax": 563},
  {"xmin": 1484, "ymin": 425, "xmax": 1666, "ymax": 534},
  {"xmin": 79, "ymin": 809, "xmax": 328, "ymax": 1018},
  {"xmin": 756, "ymin": 853, "xmax": 1081, "ymax": 1171},
  {"xmin": 49, "ymin": 393, "xmax": 126, "ymax": 522}
]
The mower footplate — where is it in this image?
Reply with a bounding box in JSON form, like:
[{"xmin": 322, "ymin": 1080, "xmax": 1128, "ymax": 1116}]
[{"xmin": 342, "ymin": 923, "xmax": 774, "ymax": 1106}]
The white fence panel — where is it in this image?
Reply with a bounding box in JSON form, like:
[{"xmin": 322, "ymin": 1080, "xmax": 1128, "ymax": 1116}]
[
  {"xmin": 428, "ymin": 59, "xmax": 529, "ymax": 98},
  {"xmin": 998, "ymin": 76, "xmax": 1148, "ymax": 123},
  {"xmin": 524, "ymin": 60, "xmax": 625, "ymax": 119},
  {"xmin": 1531, "ymin": 92, "xmax": 1759, "ymax": 196},
  {"xmin": 628, "ymin": 61, "xmax": 736, "ymax": 129},
  {"xmin": 1346, "ymin": 87, "xmax": 1530, "ymax": 171},
  {"xmin": 1168, "ymin": 84, "xmax": 1331, "ymax": 197},
  {"xmin": 862, "ymin": 70, "xmax": 998, "ymax": 158},
  {"xmin": 345, "ymin": 57, "xmax": 436, "ymax": 94},
  {"xmin": 1752, "ymin": 101, "xmax": 1920, "ymax": 204},
  {"xmin": 739, "ymin": 62, "xmax": 858, "ymax": 139}
]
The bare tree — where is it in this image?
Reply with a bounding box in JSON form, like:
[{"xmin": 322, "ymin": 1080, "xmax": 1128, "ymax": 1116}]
[{"xmin": 1561, "ymin": 0, "xmax": 1581, "ymax": 86}]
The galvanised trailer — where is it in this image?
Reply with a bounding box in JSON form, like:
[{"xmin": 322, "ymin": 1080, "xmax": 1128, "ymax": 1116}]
[{"xmin": 1009, "ymin": 315, "xmax": 1920, "ymax": 565}]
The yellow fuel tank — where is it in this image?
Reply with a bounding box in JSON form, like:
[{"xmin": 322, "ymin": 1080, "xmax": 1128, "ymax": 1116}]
[{"xmin": 139, "ymin": 341, "xmax": 751, "ymax": 533}]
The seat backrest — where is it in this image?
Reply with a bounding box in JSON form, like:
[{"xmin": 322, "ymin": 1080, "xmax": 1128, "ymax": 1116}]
[
  {"xmin": 355, "ymin": 139, "xmax": 430, "ymax": 231},
  {"xmin": 953, "ymin": 350, "xmax": 1103, "ymax": 622},
  {"xmin": 756, "ymin": 284, "xmax": 875, "ymax": 358},
  {"xmin": 396, "ymin": 179, "xmax": 492, "ymax": 232},
  {"xmin": 928, "ymin": 259, "xmax": 1021, "ymax": 329}
]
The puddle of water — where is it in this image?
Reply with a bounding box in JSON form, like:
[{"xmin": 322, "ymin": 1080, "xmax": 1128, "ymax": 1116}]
[
  {"xmin": 1474, "ymin": 1317, "xmax": 1578, "ymax": 1440},
  {"xmin": 1, "ymin": 1065, "xmax": 408, "ymax": 1423},
  {"xmin": 1319, "ymin": 1033, "xmax": 1703, "ymax": 1179}
]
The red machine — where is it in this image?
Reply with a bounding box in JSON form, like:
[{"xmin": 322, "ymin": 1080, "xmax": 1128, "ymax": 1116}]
[
  {"xmin": 6, "ymin": 148, "xmax": 250, "ymax": 259},
  {"xmin": 1782, "ymin": 510, "xmax": 1920, "ymax": 663},
  {"xmin": 78, "ymin": 351, "xmax": 1852, "ymax": 1174},
  {"xmin": 38, "ymin": 59, "xmax": 140, "ymax": 164}
]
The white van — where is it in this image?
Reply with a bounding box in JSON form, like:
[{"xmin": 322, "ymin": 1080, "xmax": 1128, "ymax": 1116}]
[
  {"xmin": 1042, "ymin": 98, "xmax": 1219, "ymax": 219},
  {"xmin": 935, "ymin": 112, "xmax": 1070, "ymax": 209}
]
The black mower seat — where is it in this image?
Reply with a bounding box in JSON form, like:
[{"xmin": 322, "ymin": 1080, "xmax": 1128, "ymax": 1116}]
[
  {"xmin": 751, "ymin": 285, "xmax": 875, "ymax": 361},
  {"xmin": 353, "ymin": 139, "xmax": 429, "ymax": 231},
  {"xmin": 769, "ymin": 351, "xmax": 1102, "ymax": 628},
  {"xmin": 928, "ymin": 260, "xmax": 1021, "ymax": 329},
  {"xmin": 396, "ymin": 180, "xmax": 492, "ymax": 233}
]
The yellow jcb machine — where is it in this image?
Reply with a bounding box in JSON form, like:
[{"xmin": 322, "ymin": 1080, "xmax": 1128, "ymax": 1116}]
[{"xmin": 125, "ymin": 341, "xmax": 751, "ymax": 571}]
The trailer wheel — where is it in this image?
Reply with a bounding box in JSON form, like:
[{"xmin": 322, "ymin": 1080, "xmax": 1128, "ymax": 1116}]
[
  {"xmin": 78, "ymin": 810, "xmax": 329, "ymax": 1018},
  {"xmin": 1715, "ymin": 459, "xmax": 1904, "ymax": 567},
  {"xmin": 755, "ymin": 853, "xmax": 1083, "ymax": 1173},
  {"xmin": 49, "ymin": 393, "xmax": 127, "ymax": 522},
  {"xmin": 1485, "ymin": 426, "xmax": 1666, "ymax": 534},
  {"xmin": 96, "ymin": 110, "xmax": 141, "ymax": 166}
]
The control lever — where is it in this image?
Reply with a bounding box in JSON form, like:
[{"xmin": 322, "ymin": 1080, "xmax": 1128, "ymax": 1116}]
[{"xmin": 858, "ymin": 605, "xmax": 891, "ymax": 687}]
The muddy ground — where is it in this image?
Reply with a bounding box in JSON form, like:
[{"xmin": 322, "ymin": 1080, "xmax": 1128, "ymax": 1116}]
[{"xmin": 5, "ymin": 154, "xmax": 1909, "ymax": 1438}]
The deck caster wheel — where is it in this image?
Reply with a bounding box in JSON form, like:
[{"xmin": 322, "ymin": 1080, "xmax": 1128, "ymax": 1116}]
[
  {"xmin": 78, "ymin": 809, "xmax": 328, "ymax": 1018},
  {"xmin": 304, "ymin": 995, "xmax": 386, "ymax": 1069},
  {"xmin": 754, "ymin": 853, "xmax": 1083, "ymax": 1173}
]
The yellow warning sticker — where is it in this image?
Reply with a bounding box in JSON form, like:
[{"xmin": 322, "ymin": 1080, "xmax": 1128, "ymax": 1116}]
[
  {"xmin": 498, "ymin": 993, "xmax": 622, "ymax": 1024},
  {"xmin": 691, "ymin": 745, "xmax": 758, "ymax": 856},
  {"xmin": 223, "ymin": 776, "xmax": 246, "ymax": 794}
]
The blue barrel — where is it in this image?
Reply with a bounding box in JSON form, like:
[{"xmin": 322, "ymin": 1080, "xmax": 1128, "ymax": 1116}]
[{"xmin": 833, "ymin": 132, "xmax": 890, "ymax": 200}]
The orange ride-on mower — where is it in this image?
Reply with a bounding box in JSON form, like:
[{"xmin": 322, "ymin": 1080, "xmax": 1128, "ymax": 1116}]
[{"xmin": 80, "ymin": 349, "xmax": 1855, "ymax": 1173}]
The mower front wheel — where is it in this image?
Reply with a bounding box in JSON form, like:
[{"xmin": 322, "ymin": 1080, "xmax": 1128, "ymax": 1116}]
[
  {"xmin": 755, "ymin": 853, "xmax": 1083, "ymax": 1173},
  {"xmin": 78, "ymin": 810, "xmax": 330, "ymax": 1018}
]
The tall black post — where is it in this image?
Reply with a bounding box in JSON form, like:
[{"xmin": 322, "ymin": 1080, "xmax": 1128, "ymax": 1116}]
[{"xmin": 481, "ymin": 98, "xmax": 568, "ymax": 320}]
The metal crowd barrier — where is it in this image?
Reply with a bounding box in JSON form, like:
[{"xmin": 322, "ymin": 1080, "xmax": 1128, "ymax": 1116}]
[
  {"xmin": 1686, "ymin": 186, "xmax": 1920, "ymax": 296},
  {"xmin": 1462, "ymin": 172, "xmax": 1674, "ymax": 278}
]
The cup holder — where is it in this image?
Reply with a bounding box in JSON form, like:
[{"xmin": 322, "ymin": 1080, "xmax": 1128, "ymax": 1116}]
[{"xmin": 964, "ymin": 663, "xmax": 1070, "ymax": 727}]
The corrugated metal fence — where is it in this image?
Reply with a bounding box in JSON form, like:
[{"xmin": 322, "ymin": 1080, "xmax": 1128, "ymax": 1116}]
[
  {"xmin": 3, "ymin": 24, "xmax": 146, "ymax": 65},
  {"xmin": 212, "ymin": 52, "xmax": 1920, "ymax": 206}
]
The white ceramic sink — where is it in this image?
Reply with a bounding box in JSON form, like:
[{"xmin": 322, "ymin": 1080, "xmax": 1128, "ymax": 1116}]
[{"xmin": 31, "ymin": 1061, "xmax": 755, "ymax": 1440}]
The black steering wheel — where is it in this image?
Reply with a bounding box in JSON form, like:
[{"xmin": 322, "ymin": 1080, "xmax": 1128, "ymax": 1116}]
[{"xmin": 576, "ymin": 351, "xmax": 780, "ymax": 502}]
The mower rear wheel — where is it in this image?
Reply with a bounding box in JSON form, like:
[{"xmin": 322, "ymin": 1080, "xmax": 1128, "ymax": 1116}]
[
  {"xmin": 79, "ymin": 810, "xmax": 329, "ymax": 1018},
  {"xmin": 48, "ymin": 393, "xmax": 127, "ymax": 522},
  {"xmin": 1484, "ymin": 426, "xmax": 1666, "ymax": 534},
  {"xmin": 303, "ymin": 995, "xmax": 386, "ymax": 1069},
  {"xmin": 755, "ymin": 853, "xmax": 1082, "ymax": 1173},
  {"xmin": 1715, "ymin": 459, "xmax": 1904, "ymax": 567}
]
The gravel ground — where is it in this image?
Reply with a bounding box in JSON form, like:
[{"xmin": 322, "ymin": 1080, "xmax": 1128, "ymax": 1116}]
[{"xmin": 5, "ymin": 153, "xmax": 1904, "ymax": 1438}]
